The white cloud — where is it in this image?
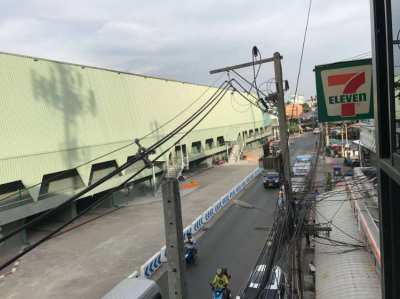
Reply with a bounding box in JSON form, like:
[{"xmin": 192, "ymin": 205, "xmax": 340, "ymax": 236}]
[{"xmin": 0, "ymin": 0, "xmax": 372, "ymax": 97}]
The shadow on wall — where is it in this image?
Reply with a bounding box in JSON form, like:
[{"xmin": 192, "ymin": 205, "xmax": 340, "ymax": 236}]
[{"xmin": 30, "ymin": 63, "xmax": 97, "ymax": 168}]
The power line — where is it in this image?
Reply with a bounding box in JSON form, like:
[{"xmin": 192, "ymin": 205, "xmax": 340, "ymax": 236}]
[
  {"xmin": 1, "ymin": 74, "xmax": 226, "ymax": 204},
  {"xmin": 139, "ymin": 73, "xmax": 225, "ymax": 140},
  {"xmin": 315, "ymin": 209, "xmax": 363, "ymax": 243},
  {"xmin": 0, "ymin": 80, "xmax": 231, "ymax": 248},
  {"xmin": 0, "ymin": 82, "xmax": 232, "ymax": 272},
  {"xmin": 290, "ymin": 0, "xmax": 313, "ymax": 120},
  {"xmin": 251, "ymin": 46, "xmax": 263, "ymax": 100},
  {"xmin": 344, "ymin": 51, "xmax": 372, "ymax": 61}
]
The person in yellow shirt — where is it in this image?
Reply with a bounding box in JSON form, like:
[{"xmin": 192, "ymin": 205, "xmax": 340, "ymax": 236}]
[{"xmin": 211, "ymin": 268, "xmax": 229, "ymax": 289}]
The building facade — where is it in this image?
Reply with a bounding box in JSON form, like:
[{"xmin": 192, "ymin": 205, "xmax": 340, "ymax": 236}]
[{"xmin": 0, "ymin": 52, "xmax": 274, "ymax": 253}]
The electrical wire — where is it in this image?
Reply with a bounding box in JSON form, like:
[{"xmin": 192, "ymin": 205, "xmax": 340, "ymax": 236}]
[
  {"xmin": 0, "ymin": 80, "xmax": 231, "ymax": 248},
  {"xmin": 343, "ymin": 51, "xmax": 372, "ymax": 61},
  {"xmin": 231, "ymin": 70, "xmax": 269, "ymax": 99},
  {"xmin": 0, "ymin": 74, "xmax": 226, "ymax": 204},
  {"xmin": 251, "ymin": 46, "xmax": 263, "ymax": 101},
  {"xmin": 315, "ymin": 209, "xmax": 363, "ymax": 243},
  {"xmin": 290, "ymin": 0, "xmax": 313, "ymax": 120},
  {"xmin": 0, "ymin": 82, "xmax": 232, "ymax": 272},
  {"xmin": 240, "ymin": 130, "xmax": 323, "ymax": 298},
  {"xmin": 315, "ymin": 235, "xmax": 364, "ymax": 248},
  {"xmin": 139, "ymin": 73, "xmax": 225, "ymax": 140},
  {"xmin": 228, "ymin": 80, "xmax": 266, "ymax": 111}
]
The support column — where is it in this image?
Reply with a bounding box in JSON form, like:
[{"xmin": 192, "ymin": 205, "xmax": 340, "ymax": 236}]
[
  {"xmin": 152, "ymin": 164, "xmax": 157, "ymax": 196},
  {"xmin": 54, "ymin": 201, "xmax": 77, "ymax": 222}
]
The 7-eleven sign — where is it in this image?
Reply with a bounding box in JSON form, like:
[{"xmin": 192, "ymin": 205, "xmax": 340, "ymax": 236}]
[{"xmin": 315, "ymin": 59, "xmax": 373, "ymax": 122}]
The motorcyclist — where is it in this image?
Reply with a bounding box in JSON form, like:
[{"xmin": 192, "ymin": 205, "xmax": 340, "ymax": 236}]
[
  {"xmin": 211, "ymin": 268, "xmax": 229, "ymax": 293},
  {"xmin": 221, "ymin": 268, "xmax": 232, "ymax": 297},
  {"xmin": 184, "ymin": 232, "xmax": 197, "ymax": 256},
  {"xmin": 184, "ymin": 232, "xmax": 196, "ymax": 248}
]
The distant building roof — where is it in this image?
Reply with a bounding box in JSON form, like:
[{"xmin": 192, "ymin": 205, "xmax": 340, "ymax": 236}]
[{"xmin": 315, "ymin": 188, "xmax": 381, "ymax": 299}]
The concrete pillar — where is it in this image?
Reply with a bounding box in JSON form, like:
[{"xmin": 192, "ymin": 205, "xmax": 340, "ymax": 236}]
[
  {"xmin": 0, "ymin": 220, "xmax": 28, "ymax": 264},
  {"xmin": 53, "ymin": 201, "xmax": 78, "ymax": 222},
  {"xmin": 96, "ymin": 191, "xmax": 120, "ymax": 208}
]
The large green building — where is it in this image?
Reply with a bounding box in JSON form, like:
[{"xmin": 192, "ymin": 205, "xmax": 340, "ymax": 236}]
[{"xmin": 0, "ymin": 52, "xmax": 275, "ymax": 249}]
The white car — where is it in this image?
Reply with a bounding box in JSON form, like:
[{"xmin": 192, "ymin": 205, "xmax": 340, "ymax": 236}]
[
  {"xmin": 313, "ymin": 127, "xmax": 320, "ymax": 134},
  {"xmin": 243, "ymin": 265, "xmax": 286, "ymax": 299},
  {"xmin": 292, "ymin": 162, "xmax": 311, "ymax": 176}
]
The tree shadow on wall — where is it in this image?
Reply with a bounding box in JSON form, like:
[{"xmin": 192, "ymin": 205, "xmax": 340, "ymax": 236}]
[{"xmin": 31, "ymin": 63, "xmax": 97, "ymax": 169}]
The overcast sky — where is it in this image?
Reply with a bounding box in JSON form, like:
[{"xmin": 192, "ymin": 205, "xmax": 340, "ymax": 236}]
[{"xmin": 0, "ymin": 0, "xmax": 372, "ymax": 98}]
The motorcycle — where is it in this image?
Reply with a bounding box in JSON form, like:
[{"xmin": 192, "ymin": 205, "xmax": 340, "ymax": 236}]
[
  {"xmin": 212, "ymin": 287, "xmax": 228, "ymax": 299},
  {"xmin": 184, "ymin": 245, "xmax": 197, "ymax": 265}
]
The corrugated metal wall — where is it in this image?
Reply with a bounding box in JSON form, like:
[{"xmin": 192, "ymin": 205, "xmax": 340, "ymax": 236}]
[{"xmin": 0, "ymin": 52, "xmax": 270, "ymax": 199}]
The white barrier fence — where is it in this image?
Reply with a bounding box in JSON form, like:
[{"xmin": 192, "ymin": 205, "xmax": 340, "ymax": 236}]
[{"xmin": 140, "ymin": 167, "xmax": 262, "ymax": 278}]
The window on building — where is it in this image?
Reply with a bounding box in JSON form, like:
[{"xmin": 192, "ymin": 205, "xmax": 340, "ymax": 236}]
[
  {"xmin": 191, "ymin": 141, "xmax": 202, "ymax": 154},
  {"xmin": 255, "ymin": 128, "xmax": 259, "ymax": 135},
  {"xmin": 205, "ymin": 138, "xmax": 214, "ymax": 150},
  {"xmin": 217, "ymin": 136, "xmax": 225, "ymax": 146},
  {"xmin": 0, "ymin": 180, "xmax": 31, "ymax": 205},
  {"xmin": 40, "ymin": 169, "xmax": 84, "ymax": 197},
  {"xmin": 249, "ymin": 129, "xmax": 254, "ymax": 137},
  {"xmin": 89, "ymin": 160, "xmax": 119, "ymax": 185}
]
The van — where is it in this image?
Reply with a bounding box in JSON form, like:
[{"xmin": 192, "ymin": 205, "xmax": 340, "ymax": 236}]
[
  {"xmin": 101, "ymin": 277, "xmax": 162, "ymax": 299},
  {"xmin": 292, "ymin": 162, "xmax": 311, "ymax": 176}
]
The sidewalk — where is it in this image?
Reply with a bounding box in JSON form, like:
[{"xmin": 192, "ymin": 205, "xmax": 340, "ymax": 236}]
[{"xmin": 0, "ymin": 160, "xmax": 259, "ymax": 299}]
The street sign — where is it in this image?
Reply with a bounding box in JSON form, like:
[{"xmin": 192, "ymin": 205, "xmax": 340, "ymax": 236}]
[{"xmin": 315, "ymin": 59, "xmax": 373, "ymax": 122}]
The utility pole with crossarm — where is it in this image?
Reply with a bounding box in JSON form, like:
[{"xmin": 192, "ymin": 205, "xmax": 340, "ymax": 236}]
[{"xmin": 210, "ymin": 51, "xmax": 296, "ymax": 298}]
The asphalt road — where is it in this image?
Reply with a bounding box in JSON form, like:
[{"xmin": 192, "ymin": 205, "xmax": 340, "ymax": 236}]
[{"xmin": 157, "ymin": 133, "xmax": 317, "ymax": 298}]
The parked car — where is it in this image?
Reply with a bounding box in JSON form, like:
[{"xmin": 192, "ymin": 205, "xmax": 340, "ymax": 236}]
[
  {"xmin": 241, "ymin": 265, "xmax": 286, "ymax": 299},
  {"xmin": 304, "ymin": 126, "xmax": 313, "ymax": 132},
  {"xmin": 263, "ymin": 171, "xmax": 281, "ymax": 188},
  {"xmin": 313, "ymin": 127, "xmax": 320, "ymax": 134},
  {"xmin": 262, "ymin": 266, "xmax": 286, "ymax": 299}
]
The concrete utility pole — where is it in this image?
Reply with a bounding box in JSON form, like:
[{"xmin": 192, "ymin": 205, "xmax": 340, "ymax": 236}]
[
  {"xmin": 210, "ymin": 51, "xmax": 297, "ymax": 298},
  {"xmin": 273, "ymin": 52, "xmax": 298, "ymax": 299},
  {"xmin": 161, "ymin": 175, "xmax": 186, "ymax": 299},
  {"xmin": 209, "ymin": 53, "xmax": 292, "ymax": 200},
  {"xmin": 273, "ymin": 52, "xmax": 293, "ymax": 203}
]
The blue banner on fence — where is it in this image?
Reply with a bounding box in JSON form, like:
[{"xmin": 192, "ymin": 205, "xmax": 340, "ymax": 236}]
[{"xmin": 140, "ymin": 167, "xmax": 262, "ymax": 278}]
